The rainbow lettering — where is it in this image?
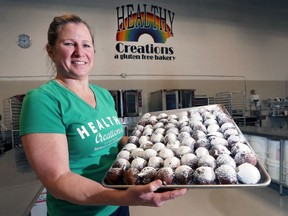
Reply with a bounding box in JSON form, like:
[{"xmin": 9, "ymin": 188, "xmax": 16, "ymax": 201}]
[{"xmin": 116, "ymin": 5, "xmax": 175, "ymax": 44}]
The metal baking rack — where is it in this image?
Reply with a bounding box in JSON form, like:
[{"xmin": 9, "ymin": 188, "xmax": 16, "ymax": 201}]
[
  {"xmin": 194, "ymin": 95, "xmax": 215, "ymax": 107},
  {"xmin": 8, "ymin": 95, "xmax": 25, "ymax": 148},
  {"xmin": 215, "ymin": 91, "xmax": 246, "ymax": 126}
]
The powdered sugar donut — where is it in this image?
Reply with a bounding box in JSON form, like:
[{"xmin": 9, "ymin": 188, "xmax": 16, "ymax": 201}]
[
  {"xmin": 138, "ymin": 166, "xmax": 157, "ymax": 184},
  {"xmin": 123, "ymin": 168, "xmax": 140, "ymax": 185},
  {"xmin": 157, "ymin": 113, "xmax": 168, "ymax": 120},
  {"xmin": 189, "ymin": 112, "xmax": 203, "ymax": 122},
  {"xmin": 181, "ymin": 153, "xmax": 198, "ymax": 170},
  {"xmin": 236, "ymin": 163, "xmax": 260, "ymax": 184},
  {"xmin": 180, "ymin": 137, "xmax": 196, "ymax": 149},
  {"xmin": 148, "ymin": 115, "xmax": 157, "ymax": 125},
  {"xmin": 167, "ymin": 114, "xmax": 178, "ymax": 121},
  {"xmin": 215, "ymin": 164, "xmax": 237, "ymax": 184},
  {"xmin": 166, "ymin": 140, "xmax": 180, "ymax": 152},
  {"xmin": 164, "ymin": 133, "xmax": 178, "ymax": 144},
  {"xmin": 234, "ymin": 152, "xmax": 258, "ymax": 166},
  {"xmin": 122, "ymin": 143, "xmax": 138, "ymax": 152},
  {"xmin": 155, "ymin": 167, "xmax": 175, "ymax": 185},
  {"xmin": 134, "ymin": 124, "xmax": 144, "ymax": 132},
  {"xmin": 116, "ymin": 150, "xmax": 131, "ymax": 161},
  {"xmin": 220, "ymin": 122, "xmax": 236, "ymax": 133},
  {"xmin": 166, "ymin": 127, "xmax": 179, "ymax": 136},
  {"xmin": 195, "ymin": 147, "xmax": 209, "ymax": 158},
  {"xmin": 150, "ymin": 133, "xmax": 164, "ymax": 143},
  {"xmin": 105, "ymin": 168, "xmax": 124, "ymax": 185},
  {"xmin": 223, "ymin": 128, "xmax": 239, "ymax": 139},
  {"xmin": 192, "ymin": 130, "xmax": 207, "ymax": 140},
  {"xmin": 174, "ymin": 165, "xmax": 193, "ymax": 184},
  {"xmin": 164, "ymin": 122, "xmax": 176, "ymax": 130},
  {"xmin": 154, "ymin": 127, "xmax": 166, "ymax": 135},
  {"xmin": 178, "ymin": 131, "xmax": 191, "ymax": 142},
  {"xmin": 204, "ymin": 118, "xmax": 218, "ymax": 127},
  {"xmin": 210, "ymin": 144, "xmax": 231, "ymax": 159},
  {"xmin": 180, "ymin": 126, "xmax": 193, "ymax": 133},
  {"xmin": 142, "ymin": 127, "xmax": 153, "ymax": 136},
  {"xmin": 175, "ymin": 146, "xmax": 193, "ymax": 158},
  {"xmin": 227, "ymin": 134, "xmax": 247, "ymax": 147},
  {"xmin": 198, "ymin": 154, "xmax": 216, "ymax": 169},
  {"xmin": 112, "ymin": 158, "xmax": 131, "ymax": 170},
  {"xmin": 216, "ymin": 154, "xmax": 236, "ymax": 169},
  {"xmin": 231, "ymin": 142, "xmax": 252, "ymax": 156},
  {"xmin": 195, "ymin": 138, "xmax": 211, "ymax": 149},
  {"xmin": 193, "ymin": 166, "xmax": 216, "ymax": 184},
  {"xmin": 152, "ymin": 142, "xmax": 166, "ymax": 153},
  {"xmin": 127, "ymin": 136, "xmax": 139, "ymax": 144},
  {"xmin": 139, "ymin": 141, "xmax": 153, "ymax": 150},
  {"xmin": 131, "ymin": 148, "xmax": 144, "ymax": 159},
  {"xmin": 207, "ymin": 123, "xmax": 220, "ymax": 133},
  {"xmin": 159, "ymin": 148, "xmax": 174, "ymax": 159},
  {"xmin": 130, "ymin": 129, "xmax": 142, "ymax": 138},
  {"xmin": 164, "ymin": 156, "xmax": 181, "ymax": 170},
  {"xmin": 138, "ymin": 136, "xmax": 150, "ymax": 146},
  {"xmin": 217, "ymin": 113, "xmax": 232, "ymax": 126},
  {"xmin": 148, "ymin": 156, "xmax": 164, "ymax": 169},
  {"xmin": 131, "ymin": 157, "xmax": 147, "ymax": 170},
  {"xmin": 210, "ymin": 137, "xmax": 228, "ymax": 147},
  {"xmin": 153, "ymin": 122, "xmax": 164, "ymax": 130},
  {"xmin": 142, "ymin": 148, "xmax": 158, "ymax": 161}
]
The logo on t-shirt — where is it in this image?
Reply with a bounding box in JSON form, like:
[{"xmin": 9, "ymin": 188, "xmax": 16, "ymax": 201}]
[{"xmin": 76, "ymin": 115, "xmax": 123, "ymax": 151}]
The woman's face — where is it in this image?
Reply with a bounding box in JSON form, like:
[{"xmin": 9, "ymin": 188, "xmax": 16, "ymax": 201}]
[{"xmin": 49, "ymin": 22, "xmax": 95, "ymax": 79}]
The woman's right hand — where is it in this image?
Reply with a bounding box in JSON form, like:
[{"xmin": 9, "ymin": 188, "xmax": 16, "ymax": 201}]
[{"xmin": 124, "ymin": 179, "xmax": 187, "ymax": 207}]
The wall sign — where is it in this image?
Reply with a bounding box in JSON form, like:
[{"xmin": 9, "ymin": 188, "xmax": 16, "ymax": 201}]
[{"xmin": 114, "ymin": 4, "xmax": 175, "ymax": 61}]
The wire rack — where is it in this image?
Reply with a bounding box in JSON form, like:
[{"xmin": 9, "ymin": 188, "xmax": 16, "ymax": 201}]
[
  {"xmin": 215, "ymin": 91, "xmax": 246, "ymax": 126},
  {"xmin": 8, "ymin": 95, "xmax": 25, "ymax": 148}
]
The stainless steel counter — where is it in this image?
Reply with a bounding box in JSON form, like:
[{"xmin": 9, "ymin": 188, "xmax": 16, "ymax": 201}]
[
  {"xmin": 240, "ymin": 126, "xmax": 288, "ymax": 140},
  {"xmin": 0, "ymin": 149, "xmax": 43, "ymax": 216}
]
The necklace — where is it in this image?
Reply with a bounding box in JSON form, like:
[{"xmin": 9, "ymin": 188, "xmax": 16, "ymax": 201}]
[
  {"xmin": 55, "ymin": 78, "xmax": 96, "ymax": 108},
  {"xmin": 55, "ymin": 79, "xmax": 77, "ymax": 95}
]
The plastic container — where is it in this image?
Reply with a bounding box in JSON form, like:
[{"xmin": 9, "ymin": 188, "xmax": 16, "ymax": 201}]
[
  {"xmin": 284, "ymin": 140, "xmax": 288, "ymax": 164},
  {"xmin": 266, "ymin": 158, "xmax": 280, "ymax": 181},
  {"xmin": 284, "ymin": 163, "xmax": 288, "ymax": 185},
  {"xmin": 257, "ymin": 154, "xmax": 267, "ymax": 169},
  {"xmin": 267, "ymin": 139, "xmax": 280, "ymax": 161},
  {"xmin": 249, "ymin": 135, "xmax": 267, "ymax": 155}
]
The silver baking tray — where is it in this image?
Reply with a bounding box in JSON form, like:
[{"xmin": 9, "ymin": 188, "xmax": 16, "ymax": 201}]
[{"xmin": 102, "ymin": 104, "xmax": 271, "ymax": 189}]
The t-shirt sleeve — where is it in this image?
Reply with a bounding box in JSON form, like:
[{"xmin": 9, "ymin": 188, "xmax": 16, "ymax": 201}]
[{"xmin": 20, "ymin": 89, "xmax": 66, "ymax": 136}]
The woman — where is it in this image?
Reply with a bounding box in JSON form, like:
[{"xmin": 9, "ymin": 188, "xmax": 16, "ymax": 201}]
[{"xmin": 20, "ymin": 14, "xmax": 186, "ymax": 216}]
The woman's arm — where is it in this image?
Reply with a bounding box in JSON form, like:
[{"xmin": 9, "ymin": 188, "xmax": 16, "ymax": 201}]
[{"xmin": 22, "ymin": 133, "xmax": 186, "ymax": 207}]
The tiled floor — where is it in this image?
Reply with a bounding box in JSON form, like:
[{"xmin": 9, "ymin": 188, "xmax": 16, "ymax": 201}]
[{"xmin": 130, "ymin": 185, "xmax": 288, "ymax": 216}]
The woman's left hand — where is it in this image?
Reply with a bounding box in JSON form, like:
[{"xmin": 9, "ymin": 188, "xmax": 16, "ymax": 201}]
[{"xmin": 124, "ymin": 180, "xmax": 187, "ymax": 207}]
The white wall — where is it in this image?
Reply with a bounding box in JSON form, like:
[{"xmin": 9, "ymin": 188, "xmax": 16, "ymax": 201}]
[{"xmin": 0, "ymin": 0, "xmax": 287, "ymax": 81}]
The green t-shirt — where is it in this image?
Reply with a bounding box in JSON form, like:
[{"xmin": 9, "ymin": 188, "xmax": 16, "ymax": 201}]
[{"xmin": 20, "ymin": 80, "xmax": 124, "ymax": 216}]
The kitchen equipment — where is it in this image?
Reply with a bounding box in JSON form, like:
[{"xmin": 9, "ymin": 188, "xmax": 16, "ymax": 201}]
[
  {"xmin": 109, "ymin": 89, "xmax": 143, "ymax": 118},
  {"xmin": 267, "ymin": 99, "xmax": 288, "ymax": 116},
  {"xmin": 215, "ymin": 91, "xmax": 246, "ymax": 126},
  {"xmin": 109, "ymin": 89, "xmax": 143, "ymax": 136},
  {"xmin": 149, "ymin": 89, "xmax": 195, "ymax": 111}
]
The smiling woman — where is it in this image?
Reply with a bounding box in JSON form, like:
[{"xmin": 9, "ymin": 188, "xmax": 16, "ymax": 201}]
[{"xmin": 19, "ymin": 14, "xmax": 186, "ymax": 216}]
